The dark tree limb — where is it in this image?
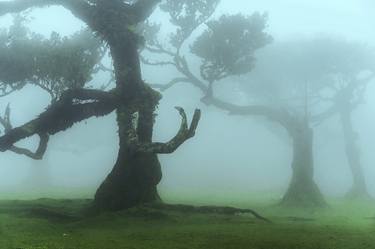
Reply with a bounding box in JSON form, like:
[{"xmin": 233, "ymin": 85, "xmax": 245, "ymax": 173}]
[
  {"xmin": 148, "ymin": 77, "xmax": 191, "ymax": 91},
  {"xmin": 203, "ymin": 96, "xmax": 298, "ymax": 134},
  {"xmin": 59, "ymin": 88, "xmax": 116, "ymax": 102},
  {"xmin": 10, "ymin": 133, "xmax": 49, "ymax": 160},
  {"xmin": 0, "ymin": 89, "xmax": 117, "ymax": 152},
  {"xmin": 130, "ymin": 107, "xmax": 201, "ymax": 154}
]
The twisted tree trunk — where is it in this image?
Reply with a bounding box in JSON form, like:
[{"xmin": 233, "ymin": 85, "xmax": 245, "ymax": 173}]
[
  {"xmin": 281, "ymin": 121, "xmax": 326, "ymax": 207},
  {"xmin": 94, "ymin": 105, "xmax": 162, "ymax": 210}
]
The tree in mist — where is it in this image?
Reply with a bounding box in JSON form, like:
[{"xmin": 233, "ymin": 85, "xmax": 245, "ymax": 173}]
[
  {"xmin": 240, "ymin": 38, "xmax": 375, "ymax": 202},
  {"xmin": 0, "ymin": 15, "xmax": 104, "ymax": 190},
  {"xmin": 0, "ymin": 0, "xmax": 201, "ymax": 211},
  {"xmin": 302, "ymin": 38, "xmax": 375, "ymax": 199},
  {"xmin": 0, "ymin": 15, "xmax": 103, "ymax": 156},
  {"xmin": 141, "ymin": 0, "xmax": 329, "ymax": 207}
]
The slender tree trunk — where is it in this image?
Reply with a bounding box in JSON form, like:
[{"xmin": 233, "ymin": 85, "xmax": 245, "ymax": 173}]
[
  {"xmin": 281, "ymin": 121, "xmax": 326, "ymax": 207},
  {"xmin": 340, "ymin": 109, "xmax": 369, "ymax": 199}
]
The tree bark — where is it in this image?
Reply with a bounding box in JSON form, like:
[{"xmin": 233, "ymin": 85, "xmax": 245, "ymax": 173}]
[
  {"xmin": 93, "ymin": 28, "xmax": 163, "ymax": 210},
  {"xmin": 340, "ymin": 108, "xmax": 369, "ymax": 199},
  {"xmin": 94, "ymin": 91, "xmax": 163, "ymax": 210},
  {"xmin": 280, "ymin": 121, "xmax": 326, "ymax": 207}
]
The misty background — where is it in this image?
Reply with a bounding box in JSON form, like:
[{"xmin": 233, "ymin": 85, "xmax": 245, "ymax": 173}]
[{"xmin": 0, "ymin": 0, "xmax": 374, "ymax": 200}]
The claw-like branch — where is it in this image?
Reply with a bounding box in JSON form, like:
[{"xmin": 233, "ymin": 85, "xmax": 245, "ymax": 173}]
[
  {"xmin": 133, "ymin": 107, "xmax": 201, "ymax": 154},
  {"xmin": 0, "ymin": 104, "xmax": 50, "ymax": 159}
]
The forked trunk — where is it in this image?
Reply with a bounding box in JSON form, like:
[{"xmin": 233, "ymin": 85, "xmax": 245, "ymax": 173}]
[
  {"xmin": 93, "ymin": 33, "xmax": 163, "ymax": 211},
  {"xmin": 94, "ymin": 106, "xmax": 162, "ymax": 211}
]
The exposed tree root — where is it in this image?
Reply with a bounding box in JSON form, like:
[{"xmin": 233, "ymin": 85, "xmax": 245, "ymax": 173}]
[{"xmin": 144, "ymin": 203, "xmax": 272, "ymax": 223}]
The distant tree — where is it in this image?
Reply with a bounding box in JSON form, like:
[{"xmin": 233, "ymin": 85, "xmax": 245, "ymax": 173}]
[
  {"xmin": 141, "ymin": 0, "xmax": 375, "ymax": 207},
  {"xmin": 304, "ymin": 38, "xmax": 375, "ymax": 199},
  {"xmin": 239, "ymin": 38, "xmax": 375, "ymax": 202},
  {"xmin": 0, "ymin": 0, "xmax": 201, "ymax": 212}
]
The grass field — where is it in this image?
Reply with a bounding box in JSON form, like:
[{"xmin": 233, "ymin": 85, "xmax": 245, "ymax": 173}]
[{"xmin": 0, "ymin": 194, "xmax": 374, "ymax": 249}]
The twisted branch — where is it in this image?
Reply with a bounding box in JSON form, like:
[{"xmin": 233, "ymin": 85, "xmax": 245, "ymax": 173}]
[
  {"xmin": 148, "ymin": 77, "xmax": 191, "ymax": 91},
  {"xmin": 10, "ymin": 133, "xmax": 49, "ymax": 160},
  {"xmin": 131, "ymin": 107, "xmax": 201, "ymax": 154},
  {"xmin": 0, "ymin": 104, "xmax": 50, "ymax": 159}
]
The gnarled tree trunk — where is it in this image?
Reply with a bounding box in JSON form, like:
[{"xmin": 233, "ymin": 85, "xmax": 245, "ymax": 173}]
[
  {"xmin": 94, "ymin": 103, "xmax": 162, "ymax": 210},
  {"xmin": 93, "ymin": 27, "xmax": 163, "ymax": 210},
  {"xmin": 281, "ymin": 121, "xmax": 326, "ymax": 207}
]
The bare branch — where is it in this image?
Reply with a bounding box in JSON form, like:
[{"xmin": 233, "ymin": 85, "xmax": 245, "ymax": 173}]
[
  {"xmin": 144, "ymin": 44, "xmax": 176, "ymax": 57},
  {"xmin": 59, "ymin": 88, "xmax": 116, "ymax": 102},
  {"xmin": 10, "ymin": 133, "xmax": 49, "ymax": 160},
  {"xmin": 131, "ymin": 107, "xmax": 201, "ymax": 154},
  {"xmin": 140, "ymin": 55, "xmax": 176, "ymax": 67},
  {"xmin": 148, "ymin": 77, "xmax": 191, "ymax": 91},
  {"xmin": 0, "ymin": 104, "xmax": 50, "ymax": 159}
]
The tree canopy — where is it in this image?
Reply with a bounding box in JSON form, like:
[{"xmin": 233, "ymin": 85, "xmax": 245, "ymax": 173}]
[{"xmin": 0, "ymin": 15, "xmax": 104, "ymax": 101}]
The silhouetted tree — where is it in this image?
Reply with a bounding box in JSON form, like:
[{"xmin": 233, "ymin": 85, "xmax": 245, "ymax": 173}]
[{"xmin": 0, "ymin": 0, "xmax": 201, "ymax": 211}]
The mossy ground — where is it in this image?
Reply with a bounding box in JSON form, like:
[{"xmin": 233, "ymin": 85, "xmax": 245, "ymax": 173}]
[{"xmin": 0, "ymin": 193, "xmax": 374, "ymax": 249}]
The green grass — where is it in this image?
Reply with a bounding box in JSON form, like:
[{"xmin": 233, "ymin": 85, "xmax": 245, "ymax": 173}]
[{"xmin": 0, "ymin": 195, "xmax": 374, "ymax": 249}]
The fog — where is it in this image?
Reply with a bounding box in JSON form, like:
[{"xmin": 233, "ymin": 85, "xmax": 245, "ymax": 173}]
[{"xmin": 0, "ymin": 0, "xmax": 374, "ymax": 204}]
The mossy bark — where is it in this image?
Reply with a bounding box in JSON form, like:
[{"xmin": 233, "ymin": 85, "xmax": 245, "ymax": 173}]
[
  {"xmin": 281, "ymin": 122, "xmax": 326, "ymax": 207},
  {"xmin": 93, "ymin": 33, "xmax": 163, "ymax": 211},
  {"xmin": 94, "ymin": 107, "xmax": 162, "ymax": 211}
]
